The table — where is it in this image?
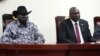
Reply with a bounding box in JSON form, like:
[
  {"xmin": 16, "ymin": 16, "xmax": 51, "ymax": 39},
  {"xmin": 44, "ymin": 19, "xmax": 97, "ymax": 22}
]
[{"xmin": 0, "ymin": 43, "xmax": 100, "ymax": 56}]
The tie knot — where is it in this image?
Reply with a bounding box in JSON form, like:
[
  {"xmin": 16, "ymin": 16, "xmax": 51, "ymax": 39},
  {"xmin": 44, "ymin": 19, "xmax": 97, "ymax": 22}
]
[{"xmin": 75, "ymin": 22, "xmax": 78, "ymax": 25}]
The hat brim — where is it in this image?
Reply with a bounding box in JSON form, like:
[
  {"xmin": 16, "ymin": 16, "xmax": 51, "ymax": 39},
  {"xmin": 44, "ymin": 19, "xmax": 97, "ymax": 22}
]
[
  {"xmin": 17, "ymin": 11, "xmax": 32, "ymax": 16},
  {"xmin": 26, "ymin": 11, "xmax": 32, "ymax": 15}
]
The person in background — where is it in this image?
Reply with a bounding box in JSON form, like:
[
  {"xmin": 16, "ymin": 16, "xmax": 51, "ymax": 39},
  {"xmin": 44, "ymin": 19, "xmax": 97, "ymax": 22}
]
[
  {"xmin": 58, "ymin": 7, "xmax": 95, "ymax": 43},
  {"xmin": 0, "ymin": 6, "xmax": 45, "ymax": 44},
  {"xmin": 93, "ymin": 22, "xmax": 100, "ymax": 41},
  {"xmin": 12, "ymin": 10, "xmax": 18, "ymax": 20}
]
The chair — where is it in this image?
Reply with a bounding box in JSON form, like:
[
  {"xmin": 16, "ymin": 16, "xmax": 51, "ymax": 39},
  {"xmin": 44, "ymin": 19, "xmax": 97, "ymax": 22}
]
[
  {"xmin": 94, "ymin": 16, "xmax": 100, "ymax": 29},
  {"xmin": 93, "ymin": 16, "xmax": 100, "ymax": 40},
  {"xmin": 55, "ymin": 16, "xmax": 65, "ymax": 43},
  {"xmin": 2, "ymin": 14, "xmax": 14, "ymax": 32}
]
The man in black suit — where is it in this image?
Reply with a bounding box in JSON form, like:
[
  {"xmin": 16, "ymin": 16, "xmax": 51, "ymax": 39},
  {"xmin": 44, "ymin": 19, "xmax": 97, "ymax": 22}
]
[{"xmin": 58, "ymin": 7, "xmax": 95, "ymax": 43}]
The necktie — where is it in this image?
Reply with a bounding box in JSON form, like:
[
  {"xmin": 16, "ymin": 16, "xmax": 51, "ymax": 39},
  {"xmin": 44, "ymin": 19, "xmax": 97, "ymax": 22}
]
[{"xmin": 75, "ymin": 22, "xmax": 81, "ymax": 43}]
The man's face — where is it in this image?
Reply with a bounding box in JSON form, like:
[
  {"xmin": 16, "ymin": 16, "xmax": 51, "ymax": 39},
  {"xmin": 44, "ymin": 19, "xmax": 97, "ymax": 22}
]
[
  {"xmin": 17, "ymin": 14, "xmax": 28, "ymax": 25},
  {"xmin": 69, "ymin": 8, "xmax": 80, "ymax": 22}
]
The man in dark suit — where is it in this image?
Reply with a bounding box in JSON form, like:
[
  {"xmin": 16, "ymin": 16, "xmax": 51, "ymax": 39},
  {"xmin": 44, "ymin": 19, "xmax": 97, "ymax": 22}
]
[
  {"xmin": 58, "ymin": 7, "xmax": 95, "ymax": 43},
  {"xmin": 93, "ymin": 22, "xmax": 100, "ymax": 41}
]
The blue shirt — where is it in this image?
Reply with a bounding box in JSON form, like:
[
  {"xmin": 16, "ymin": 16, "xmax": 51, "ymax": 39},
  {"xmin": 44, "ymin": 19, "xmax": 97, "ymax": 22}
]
[{"xmin": 0, "ymin": 21, "xmax": 45, "ymax": 44}]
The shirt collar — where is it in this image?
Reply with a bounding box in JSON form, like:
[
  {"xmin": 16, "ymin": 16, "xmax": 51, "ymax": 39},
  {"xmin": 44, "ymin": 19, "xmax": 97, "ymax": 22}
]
[{"xmin": 70, "ymin": 19, "xmax": 79, "ymax": 25}]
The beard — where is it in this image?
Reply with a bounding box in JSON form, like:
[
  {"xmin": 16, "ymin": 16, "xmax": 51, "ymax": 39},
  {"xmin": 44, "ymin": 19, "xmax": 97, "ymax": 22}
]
[{"xmin": 19, "ymin": 20, "xmax": 27, "ymax": 26}]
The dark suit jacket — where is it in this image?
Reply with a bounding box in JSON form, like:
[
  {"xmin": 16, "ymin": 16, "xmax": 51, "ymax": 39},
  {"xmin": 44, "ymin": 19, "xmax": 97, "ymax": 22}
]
[
  {"xmin": 58, "ymin": 19, "xmax": 95, "ymax": 43},
  {"xmin": 93, "ymin": 25, "xmax": 100, "ymax": 40}
]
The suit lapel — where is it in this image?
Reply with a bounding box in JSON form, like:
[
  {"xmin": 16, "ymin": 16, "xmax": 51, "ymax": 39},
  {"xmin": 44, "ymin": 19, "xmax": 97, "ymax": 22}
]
[
  {"xmin": 67, "ymin": 19, "xmax": 76, "ymax": 40},
  {"xmin": 79, "ymin": 19, "xmax": 84, "ymax": 33},
  {"xmin": 79, "ymin": 19, "xmax": 86, "ymax": 41},
  {"xmin": 67, "ymin": 19, "xmax": 74, "ymax": 32}
]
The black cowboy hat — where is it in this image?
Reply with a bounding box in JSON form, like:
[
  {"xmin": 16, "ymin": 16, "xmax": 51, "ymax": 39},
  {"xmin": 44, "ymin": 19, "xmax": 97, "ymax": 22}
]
[{"xmin": 16, "ymin": 6, "xmax": 32, "ymax": 15}]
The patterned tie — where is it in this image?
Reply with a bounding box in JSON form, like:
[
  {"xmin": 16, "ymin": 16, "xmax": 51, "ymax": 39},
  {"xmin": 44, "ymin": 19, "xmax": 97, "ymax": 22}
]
[{"xmin": 75, "ymin": 22, "xmax": 81, "ymax": 43}]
